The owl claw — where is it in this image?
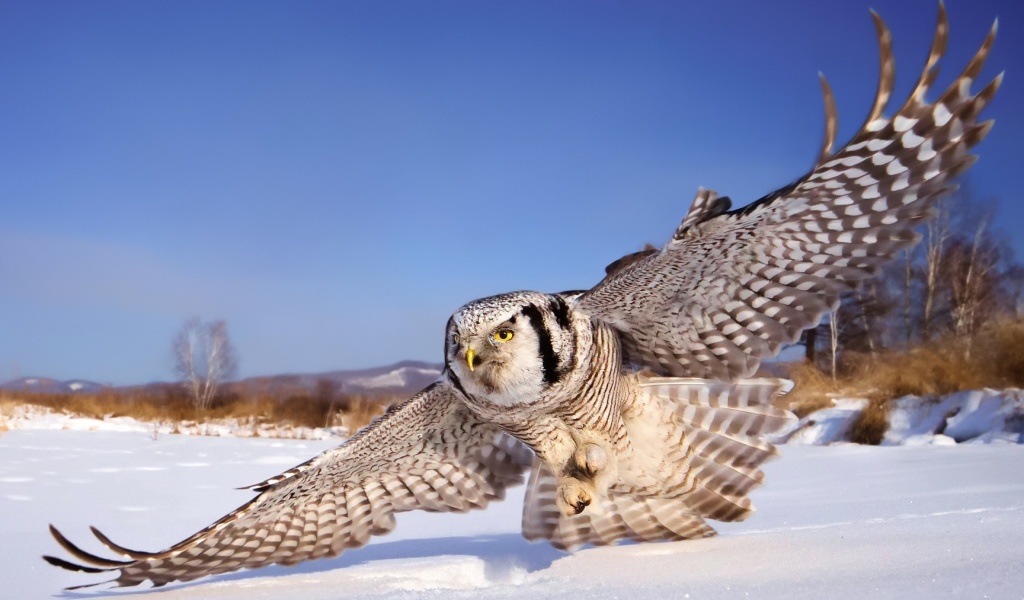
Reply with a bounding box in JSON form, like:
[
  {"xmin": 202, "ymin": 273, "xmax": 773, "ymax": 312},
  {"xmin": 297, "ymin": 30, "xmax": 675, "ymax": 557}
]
[{"xmin": 555, "ymin": 476, "xmax": 594, "ymax": 517}]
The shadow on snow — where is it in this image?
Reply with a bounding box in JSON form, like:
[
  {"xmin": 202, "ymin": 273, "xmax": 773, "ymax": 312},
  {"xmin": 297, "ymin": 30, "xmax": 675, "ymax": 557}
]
[{"xmin": 57, "ymin": 533, "xmax": 565, "ymax": 597}]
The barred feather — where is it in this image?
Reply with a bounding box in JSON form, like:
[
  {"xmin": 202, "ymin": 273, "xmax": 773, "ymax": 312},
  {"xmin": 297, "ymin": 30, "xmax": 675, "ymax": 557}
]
[
  {"xmin": 44, "ymin": 383, "xmax": 530, "ymax": 589},
  {"xmin": 579, "ymin": 6, "xmax": 1001, "ymax": 380},
  {"xmin": 522, "ymin": 460, "xmax": 716, "ymax": 551},
  {"xmin": 522, "ymin": 378, "xmax": 792, "ymax": 549}
]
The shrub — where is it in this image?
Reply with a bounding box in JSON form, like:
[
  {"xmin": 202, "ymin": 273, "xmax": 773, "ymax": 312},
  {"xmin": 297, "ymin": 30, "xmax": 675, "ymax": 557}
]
[{"xmin": 849, "ymin": 396, "xmax": 889, "ymax": 445}]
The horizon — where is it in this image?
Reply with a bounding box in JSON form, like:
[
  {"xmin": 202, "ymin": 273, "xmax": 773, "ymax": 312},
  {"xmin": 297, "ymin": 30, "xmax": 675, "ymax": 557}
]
[
  {"xmin": 0, "ymin": 357, "xmax": 445, "ymax": 389},
  {"xmin": 2, "ymin": 0, "xmax": 1021, "ymax": 385}
]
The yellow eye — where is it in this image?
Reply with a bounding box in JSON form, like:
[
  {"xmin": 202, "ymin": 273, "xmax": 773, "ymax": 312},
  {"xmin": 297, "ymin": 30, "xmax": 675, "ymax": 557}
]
[{"xmin": 493, "ymin": 329, "xmax": 514, "ymax": 343}]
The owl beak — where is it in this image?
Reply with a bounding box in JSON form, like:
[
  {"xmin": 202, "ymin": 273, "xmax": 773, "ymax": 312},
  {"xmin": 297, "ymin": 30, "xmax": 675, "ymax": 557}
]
[{"xmin": 465, "ymin": 348, "xmax": 477, "ymax": 372}]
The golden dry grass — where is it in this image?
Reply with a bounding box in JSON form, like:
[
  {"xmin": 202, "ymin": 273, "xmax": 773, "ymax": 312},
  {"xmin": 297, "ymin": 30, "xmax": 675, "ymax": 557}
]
[
  {"xmin": 2, "ymin": 388, "xmax": 398, "ymax": 436},
  {"xmin": 779, "ymin": 362, "xmax": 839, "ymax": 418},
  {"xmin": 0, "ymin": 397, "xmax": 13, "ymax": 436},
  {"xmin": 849, "ymin": 396, "xmax": 889, "ymax": 445},
  {"xmin": 974, "ymin": 318, "xmax": 1024, "ymax": 388}
]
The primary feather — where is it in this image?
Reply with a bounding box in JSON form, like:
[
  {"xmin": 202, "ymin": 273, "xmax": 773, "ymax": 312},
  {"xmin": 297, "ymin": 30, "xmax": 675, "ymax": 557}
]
[{"xmin": 579, "ymin": 4, "xmax": 999, "ymax": 380}]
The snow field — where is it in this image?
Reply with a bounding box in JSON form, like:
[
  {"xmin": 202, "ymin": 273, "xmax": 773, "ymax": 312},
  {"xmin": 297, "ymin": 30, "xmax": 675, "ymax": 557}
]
[{"xmin": 2, "ymin": 429, "xmax": 1023, "ymax": 599}]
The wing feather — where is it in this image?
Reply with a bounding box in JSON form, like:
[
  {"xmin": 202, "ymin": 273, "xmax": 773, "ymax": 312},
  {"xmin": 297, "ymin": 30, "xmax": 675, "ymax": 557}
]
[
  {"xmin": 578, "ymin": 9, "xmax": 1000, "ymax": 378},
  {"xmin": 44, "ymin": 380, "xmax": 530, "ymax": 589}
]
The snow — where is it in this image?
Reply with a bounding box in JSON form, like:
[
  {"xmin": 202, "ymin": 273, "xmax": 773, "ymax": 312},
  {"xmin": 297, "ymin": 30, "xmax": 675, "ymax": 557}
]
[
  {"xmin": 351, "ymin": 367, "xmax": 441, "ymax": 390},
  {"xmin": 2, "ymin": 390, "xmax": 1023, "ymax": 597},
  {"xmin": 0, "ymin": 404, "xmax": 341, "ymax": 440},
  {"xmin": 3, "ymin": 426, "xmax": 1024, "ymax": 599},
  {"xmin": 882, "ymin": 388, "xmax": 1024, "ymax": 445},
  {"xmin": 777, "ymin": 398, "xmax": 868, "ymax": 445},
  {"xmin": 1, "ymin": 377, "xmax": 107, "ymax": 394},
  {"xmin": 778, "ymin": 389, "xmax": 1024, "ymax": 446}
]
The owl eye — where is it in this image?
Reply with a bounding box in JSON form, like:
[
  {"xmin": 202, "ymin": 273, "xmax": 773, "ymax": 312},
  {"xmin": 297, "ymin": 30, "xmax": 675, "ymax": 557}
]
[{"xmin": 493, "ymin": 329, "xmax": 514, "ymax": 343}]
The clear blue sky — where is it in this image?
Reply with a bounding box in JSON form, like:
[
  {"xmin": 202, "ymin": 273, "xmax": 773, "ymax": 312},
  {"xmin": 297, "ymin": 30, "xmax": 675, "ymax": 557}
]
[{"xmin": 1, "ymin": 0, "xmax": 1021, "ymax": 385}]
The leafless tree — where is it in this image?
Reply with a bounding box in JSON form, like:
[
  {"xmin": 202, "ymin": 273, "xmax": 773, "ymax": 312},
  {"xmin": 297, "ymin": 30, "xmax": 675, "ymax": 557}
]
[
  {"xmin": 315, "ymin": 378, "xmax": 342, "ymax": 428},
  {"xmin": 901, "ymin": 248, "xmax": 915, "ymax": 347},
  {"xmin": 855, "ymin": 287, "xmax": 877, "ymax": 357},
  {"xmin": 922, "ymin": 197, "xmax": 952, "ymax": 341},
  {"xmin": 950, "ymin": 218, "xmax": 993, "ymax": 341},
  {"xmin": 173, "ymin": 318, "xmax": 238, "ymax": 410},
  {"xmin": 829, "ymin": 312, "xmax": 839, "ymax": 382}
]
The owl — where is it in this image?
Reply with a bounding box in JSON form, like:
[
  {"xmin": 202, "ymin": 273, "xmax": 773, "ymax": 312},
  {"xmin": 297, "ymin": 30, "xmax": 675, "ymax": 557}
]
[{"xmin": 46, "ymin": 6, "xmax": 1000, "ymax": 589}]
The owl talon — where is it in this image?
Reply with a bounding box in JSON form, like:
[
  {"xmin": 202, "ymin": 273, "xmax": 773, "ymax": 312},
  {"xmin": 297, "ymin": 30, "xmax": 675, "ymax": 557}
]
[{"xmin": 556, "ymin": 476, "xmax": 594, "ymax": 517}]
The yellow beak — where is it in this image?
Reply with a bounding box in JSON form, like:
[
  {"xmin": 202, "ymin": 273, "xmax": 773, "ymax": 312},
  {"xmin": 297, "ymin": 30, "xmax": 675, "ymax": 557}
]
[{"xmin": 466, "ymin": 348, "xmax": 476, "ymax": 372}]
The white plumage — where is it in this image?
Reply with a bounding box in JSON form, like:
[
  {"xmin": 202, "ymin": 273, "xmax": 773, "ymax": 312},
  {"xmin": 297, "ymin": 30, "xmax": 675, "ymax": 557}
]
[{"xmin": 45, "ymin": 6, "xmax": 1000, "ymax": 589}]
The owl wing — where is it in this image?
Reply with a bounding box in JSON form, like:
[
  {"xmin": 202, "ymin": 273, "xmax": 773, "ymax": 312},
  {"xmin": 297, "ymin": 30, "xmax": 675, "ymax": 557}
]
[
  {"xmin": 577, "ymin": 7, "xmax": 1000, "ymax": 379},
  {"xmin": 44, "ymin": 379, "xmax": 530, "ymax": 589}
]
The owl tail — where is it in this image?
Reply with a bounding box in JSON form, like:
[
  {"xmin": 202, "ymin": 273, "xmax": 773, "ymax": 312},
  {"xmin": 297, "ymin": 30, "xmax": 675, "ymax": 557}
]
[
  {"xmin": 522, "ymin": 377, "xmax": 793, "ymax": 551},
  {"xmin": 642, "ymin": 377, "xmax": 794, "ymax": 521}
]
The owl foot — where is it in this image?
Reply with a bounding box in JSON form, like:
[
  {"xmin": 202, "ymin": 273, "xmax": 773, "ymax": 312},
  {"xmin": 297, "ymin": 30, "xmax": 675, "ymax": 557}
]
[{"xmin": 555, "ymin": 476, "xmax": 594, "ymax": 517}]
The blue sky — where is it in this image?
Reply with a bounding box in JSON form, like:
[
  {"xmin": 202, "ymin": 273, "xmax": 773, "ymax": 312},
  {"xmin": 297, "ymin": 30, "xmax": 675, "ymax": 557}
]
[{"xmin": 1, "ymin": 0, "xmax": 1021, "ymax": 385}]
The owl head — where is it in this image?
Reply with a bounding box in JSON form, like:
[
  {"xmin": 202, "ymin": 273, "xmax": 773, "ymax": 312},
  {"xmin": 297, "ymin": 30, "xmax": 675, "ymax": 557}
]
[{"xmin": 445, "ymin": 291, "xmax": 578, "ymax": 406}]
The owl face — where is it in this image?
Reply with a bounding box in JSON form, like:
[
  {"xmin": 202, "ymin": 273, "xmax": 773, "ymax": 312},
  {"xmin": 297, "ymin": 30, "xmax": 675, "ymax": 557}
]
[{"xmin": 445, "ymin": 291, "xmax": 577, "ymax": 406}]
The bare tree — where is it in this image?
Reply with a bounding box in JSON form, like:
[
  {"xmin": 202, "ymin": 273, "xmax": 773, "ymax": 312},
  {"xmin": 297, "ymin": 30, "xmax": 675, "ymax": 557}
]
[
  {"xmin": 944, "ymin": 216, "xmax": 1024, "ymax": 354},
  {"xmin": 922, "ymin": 197, "xmax": 952, "ymax": 341},
  {"xmin": 901, "ymin": 248, "xmax": 915, "ymax": 347},
  {"xmin": 829, "ymin": 312, "xmax": 839, "ymax": 382},
  {"xmin": 951, "ymin": 218, "xmax": 992, "ymax": 341},
  {"xmin": 855, "ymin": 287, "xmax": 877, "ymax": 356},
  {"xmin": 173, "ymin": 318, "xmax": 238, "ymax": 410},
  {"xmin": 315, "ymin": 378, "xmax": 342, "ymax": 428}
]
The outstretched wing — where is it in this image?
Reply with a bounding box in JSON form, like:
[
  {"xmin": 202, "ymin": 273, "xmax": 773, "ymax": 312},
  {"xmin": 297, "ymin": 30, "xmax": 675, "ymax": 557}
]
[
  {"xmin": 44, "ymin": 379, "xmax": 530, "ymax": 589},
  {"xmin": 577, "ymin": 7, "xmax": 1000, "ymax": 380}
]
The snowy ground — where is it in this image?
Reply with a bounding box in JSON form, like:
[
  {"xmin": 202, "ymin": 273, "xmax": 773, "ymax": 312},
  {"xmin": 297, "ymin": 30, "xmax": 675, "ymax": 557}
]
[
  {"xmin": 0, "ymin": 403, "xmax": 344, "ymax": 440},
  {"xmin": 3, "ymin": 428, "xmax": 1023, "ymax": 599},
  {"xmin": 780, "ymin": 389, "xmax": 1024, "ymax": 446}
]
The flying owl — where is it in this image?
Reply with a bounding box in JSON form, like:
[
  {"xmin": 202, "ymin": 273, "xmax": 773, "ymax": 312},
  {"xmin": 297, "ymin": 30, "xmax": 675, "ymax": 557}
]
[{"xmin": 46, "ymin": 6, "xmax": 1000, "ymax": 589}]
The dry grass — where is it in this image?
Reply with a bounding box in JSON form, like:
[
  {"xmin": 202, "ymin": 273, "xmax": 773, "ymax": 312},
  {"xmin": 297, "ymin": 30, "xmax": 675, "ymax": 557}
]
[
  {"xmin": 3, "ymin": 387, "xmax": 398, "ymax": 436},
  {"xmin": 265, "ymin": 394, "xmax": 387, "ymax": 430},
  {"xmin": 849, "ymin": 396, "xmax": 889, "ymax": 445},
  {"xmin": 0, "ymin": 397, "xmax": 14, "ymax": 436},
  {"xmin": 843, "ymin": 346, "xmax": 985, "ymax": 400},
  {"xmin": 790, "ymin": 317, "xmax": 1024, "ymax": 403},
  {"xmin": 974, "ymin": 318, "xmax": 1024, "ymax": 388},
  {"xmin": 338, "ymin": 396, "xmax": 390, "ymax": 433},
  {"xmin": 837, "ymin": 317, "xmax": 1024, "ymax": 402},
  {"xmin": 779, "ymin": 362, "xmax": 839, "ymax": 418}
]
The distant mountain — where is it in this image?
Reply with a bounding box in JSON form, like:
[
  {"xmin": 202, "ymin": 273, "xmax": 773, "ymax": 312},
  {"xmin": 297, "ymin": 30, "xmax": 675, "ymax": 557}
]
[
  {"xmin": 0, "ymin": 361, "xmax": 444, "ymax": 399},
  {"xmin": 227, "ymin": 360, "xmax": 443, "ymax": 398},
  {"xmin": 0, "ymin": 377, "xmax": 107, "ymax": 395}
]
